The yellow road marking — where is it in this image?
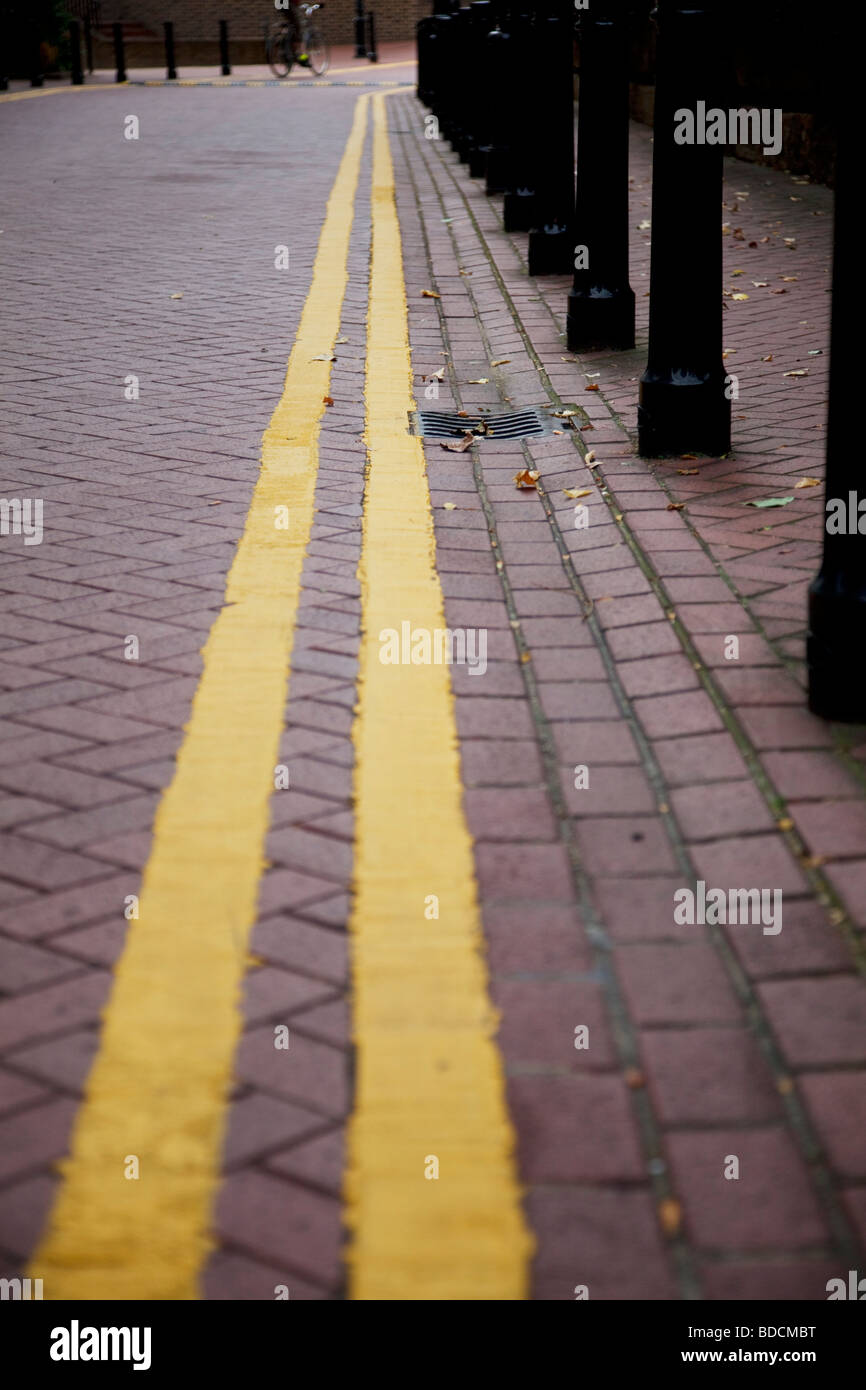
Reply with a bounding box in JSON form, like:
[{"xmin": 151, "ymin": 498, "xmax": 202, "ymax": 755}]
[
  {"xmin": 29, "ymin": 93, "xmax": 370, "ymax": 1301},
  {"xmin": 0, "ymin": 83, "xmax": 124, "ymax": 102},
  {"xmin": 344, "ymin": 94, "xmax": 532, "ymax": 1301}
]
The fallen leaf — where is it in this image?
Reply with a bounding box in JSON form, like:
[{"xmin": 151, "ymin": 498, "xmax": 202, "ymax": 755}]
[
  {"xmin": 801, "ymin": 853, "xmax": 826, "ymax": 869},
  {"xmin": 553, "ymin": 408, "xmax": 577, "ymax": 418},
  {"xmin": 311, "ymin": 353, "xmax": 336, "ymax": 362},
  {"xmin": 667, "ymin": 502, "xmax": 686, "ymax": 511},
  {"xmin": 637, "ymin": 219, "xmax": 651, "ymax": 230},
  {"xmin": 744, "ymin": 496, "xmax": 794, "ymax": 508},
  {"xmin": 762, "ymin": 354, "xmax": 774, "ymax": 362},
  {"xmin": 335, "ymin": 336, "xmax": 348, "ymax": 344},
  {"xmin": 560, "ymin": 356, "xmax": 578, "ymax": 363},
  {"xmin": 752, "ymin": 280, "xmax": 769, "ymax": 287},
  {"xmin": 520, "ymin": 651, "xmax": 532, "ymax": 663},
  {"xmin": 323, "ymin": 396, "xmax": 334, "ymax": 406},
  {"xmin": 731, "ymin": 292, "xmax": 749, "ymax": 301},
  {"xmin": 443, "ymin": 502, "xmax": 457, "ymax": 510},
  {"xmin": 514, "ymin": 468, "xmax": 540, "ymax": 489},
  {"xmin": 170, "ymin": 292, "xmax": 184, "ymax": 299},
  {"xmin": 658, "ymin": 1198, "xmax": 682, "ymax": 1237},
  {"xmin": 585, "ymin": 451, "xmax": 597, "ymax": 464},
  {"xmin": 784, "ymin": 370, "xmax": 808, "ymax": 377},
  {"xmin": 794, "ymin": 477, "xmax": 821, "ymax": 489},
  {"xmin": 680, "ymin": 453, "xmax": 698, "ymax": 460},
  {"xmin": 624, "ymin": 1067, "xmax": 645, "ymax": 1090},
  {"xmin": 428, "ymin": 367, "xmax": 445, "ymax": 382},
  {"xmin": 579, "ymin": 423, "xmax": 595, "ymax": 431},
  {"xmin": 563, "ymin": 487, "xmax": 592, "ymax": 499},
  {"xmin": 585, "ymin": 383, "xmax": 600, "ymax": 392},
  {"xmin": 771, "ymin": 287, "xmax": 787, "ymax": 295},
  {"xmin": 490, "ymin": 358, "xmax": 511, "ymax": 367},
  {"xmin": 777, "ymin": 817, "xmax": 794, "ymax": 831},
  {"xmin": 440, "ymin": 433, "xmax": 474, "ymax": 453},
  {"xmin": 780, "ymin": 275, "xmax": 798, "ymax": 282},
  {"xmin": 421, "ymin": 289, "xmax": 440, "ymax": 298},
  {"xmin": 467, "ymin": 377, "xmax": 489, "ymax": 385},
  {"xmin": 777, "ymin": 1076, "xmax": 795, "ymax": 1096},
  {"xmin": 678, "ymin": 468, "xmax": 699, "ymax": 476}
]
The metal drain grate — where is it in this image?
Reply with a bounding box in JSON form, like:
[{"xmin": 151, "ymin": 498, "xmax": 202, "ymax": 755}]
[{"xmin": 412, "ymin": 408, "xmax": 553, "ymax": 441}]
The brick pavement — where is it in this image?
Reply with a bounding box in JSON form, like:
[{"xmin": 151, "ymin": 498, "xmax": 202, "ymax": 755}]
[{"xmin": 0, "ymin": 72, "xmax": 864, "ymax": 1301}]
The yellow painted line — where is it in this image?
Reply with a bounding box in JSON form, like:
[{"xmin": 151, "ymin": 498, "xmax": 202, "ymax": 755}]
[
  {"xmin": 28, "ymin": 94, "xmax": 370, "ymax": 1301},
  {"xmin": 324, "ymin": 60, "xmax": 415, "ymax": 75},
  {"xmin": 0, "ymin": 83, "xmax": 124, "ymax": 102},
  {"xmin": 344, "ymin": 94, "xmax": 532, "ymax": 1301}
]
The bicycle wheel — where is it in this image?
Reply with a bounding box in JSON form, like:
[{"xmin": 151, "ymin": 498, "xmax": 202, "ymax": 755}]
[
  {"xmin": 266, "ymin": 28, "xmax": 292, "ymax": 79},
  {"xmin": 305, "ymin": 26, "xmax": 329, "ymax": 76}
]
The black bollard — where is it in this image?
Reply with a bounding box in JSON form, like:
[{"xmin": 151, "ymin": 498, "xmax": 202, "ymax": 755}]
[
  {"xmin": 807, "ymin": 72, "xmax": 860, "ymax": 718},
  {"xmin": 428, "ymin": 9, "xmax": 458, "ymax": 141},
  {"xmin": 113, "ymin": 23, "xmax": 126, "ymax": 83},
  {"xmin": 526, "ymin": 0, "xmax": 575, "ymax": 276},
  {"xmin": 637, "ymin": 0, "xmax": 730, "ymax": 457},
  {"xmin": 566, "ymin": 0, "xmax": 634, "ymax": 350},
  {"xmin": 30, "ymin": 23, "xmax": 44, "ymax": 87},
  {"xmin": 417, "ymin": 13, "xmax": 434, "ymax": 103},
  {"xmin": 366, "ymin": 11, "xmax": 378, "ymax": 62},
  {"xmin": 501, "ymin": 5, "xmax": 538, "ymax": 230},
  {"xmin": 483, "ymin": 3, "xmax": 518, "ymax": 195},
  {"xmin": 219, "ymin": 20, "xmax": 230, "ymax": 76},
  {"xmin": 354, "ymin": 0, "xmax": 367, "ymax": 58},
  {"xmin": 69, "ymin": 19, "xmax": 84, "ymax": 85},
  {"xmin": 164, "ymin": 21, "xmax": 177, "ymax": 80},
  {"xmin": 454, "ymin": 2, "xmax": 492, "ymax": 166}
]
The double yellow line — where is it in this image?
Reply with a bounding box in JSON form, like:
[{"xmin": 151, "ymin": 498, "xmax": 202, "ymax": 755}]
[{"xmin": 30, "ymin": 93, "xmax": 530, "ymax": 1301}]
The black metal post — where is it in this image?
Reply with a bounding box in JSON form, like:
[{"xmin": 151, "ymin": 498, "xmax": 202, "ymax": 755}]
[
  {"xmin": 355, "ymin": 0, "xmax": 367, "ymax": 57},
  {"xmin": 366, "ymin": 12, "xmax": 378, "ymax": 62},
  {"xmin": 30, "ymin": 23, "xmax": 44, "ymax": 87},
  {"xmin": 566, "ymin": 1, "xmax": 634, "ymax": 350},
  {"xmin": 164, "ymin": 21, "xmax": 177, "ymax": 80},
  {"xmin": 113, "ymin": 22, "xmax": 126, "ymax": 83},
  {"xmin": 482, "ymin": 3, "xmax": 518, "ymax": 195},
  {"xmin": 219, "ymin": 20, "xmax": 230, "ymax": 76},
  {"xmin": 807, "ymin": 73, "xmax": 860, "ymax": 718},
  {"xmin": 453, "ymin": 3, "xmax": 492, "ymax": 165},
  {"xmin": 637, "ymin": 0, "xmax": 730, "ymax": 457},
  {"xmin": 84, "ymin": 16, "xmax": 94, "ymax": 74},
  {"xmin": 426, "ymin": 9, "xmax": 458, "ymax": 138},
  {"xmin": 502, "ymin": 5, "xmax": 539, "ymax": 230},
  {"xmin": 69, "ymin": 19, "xmax": 84, "ymax": 85},
  {"xmin": 526, "ymin": 0, "xmax": 574, "ymax": 276}
]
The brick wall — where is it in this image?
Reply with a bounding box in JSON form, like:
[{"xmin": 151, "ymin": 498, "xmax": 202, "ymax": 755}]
[{"xmin": 96, "ymin": 0, "xmax": 428, "ymax": 45}]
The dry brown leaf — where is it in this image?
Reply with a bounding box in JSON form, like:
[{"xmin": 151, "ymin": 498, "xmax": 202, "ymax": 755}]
[
  {"xmin": 520, "ymin": 651, "xmax": 532, "ymax": 664},
  {"xmin": 311, "ymin": 353, "xmax": 336, "ymax": 362},
  {"xmin": 428, "ymin": 367, "xmax": 446, "ymax": 382},
  {"xmin": 514, "ymin": 468, "xmax": 540, "ymax": 490},
  {"xmin": 658, "ymin": 1198, "xmax": 682, "ymax": 1237},
  {"xmin": 678, "ymin": 468, "xmax": 699, "ymax": 476},
  {"xmin": 490, "ymin": 358, "xmax": 511, "ymax": 367},
  {"xmin": 440, "ymin": 433, "xmax": 474, "ymax": 453},
  {"xmin": 563, "ymin": 487, "xmax": 592, "ymax": 499},
  {"xmin": 170, "ymin": 292, "xmax": 183, "ymax": 299},
  {"xmin": 624, "ymin": 1067, "xmax": 645, "ymax": 1090},
  {"xmin": 784, "ymin": 370, "xmax": 808, "ymax": 377},
  {"xmin": 421, "ymin": 289, "xmax": 440, "ymax": 298},
  {"xmin": 781, "ymin": 275, "xmax": 798, "ymax": 282},
  {"xmin": 731, "ymin": 292, "xmax": 749, "ymax": 301},
  {"xmin": 585, "ymin": 383, "xmax": 600, "ymax": 392},
  {"xmin": 762, "ymin": 354, "xmax": 774, "ymax": 362},
  {"xmin": 777, "ymin": 817, "xmax": 794, "ymax": 831},
  {"xmin": 323, "ymin": 396, "xmax": 334, "ymax": 406},
  {"xmin": 667, "ymin": 502, "xmax": 686, "ymax": 511},
  {"xmin": 795, "ymin": 477, "xmax": 821, "ymax": 489},
  {"xmin": 467, "ymin": 377, "xmax": 489, "ymax": 385},
  {"xmin": 579, "ymin": 423, "xmax": 595, "ymax": 432},
  {"xmin": 585, "ymin": 450, "xmax": 597, "ymax": 463},
  {"xmin": 443, "ymin": 502, "xmax": 457, "ymax": 510}
]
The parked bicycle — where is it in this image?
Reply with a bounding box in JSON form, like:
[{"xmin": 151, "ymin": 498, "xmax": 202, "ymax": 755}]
[{"xmin": 266, "ymin": 3, "xmax": 329, "ymax": 78}]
